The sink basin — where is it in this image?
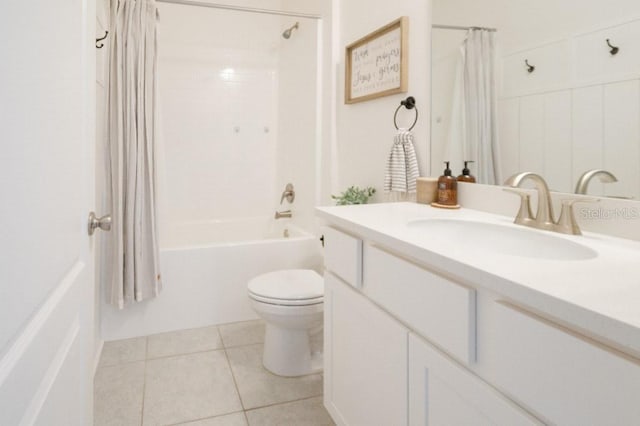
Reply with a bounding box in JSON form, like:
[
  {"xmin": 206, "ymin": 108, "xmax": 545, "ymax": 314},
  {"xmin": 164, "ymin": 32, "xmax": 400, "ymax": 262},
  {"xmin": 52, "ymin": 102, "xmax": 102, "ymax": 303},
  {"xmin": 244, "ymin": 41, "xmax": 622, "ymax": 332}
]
[{"xmin": 407, "ymin": 218, "xmax": 598, "ymax": 261}]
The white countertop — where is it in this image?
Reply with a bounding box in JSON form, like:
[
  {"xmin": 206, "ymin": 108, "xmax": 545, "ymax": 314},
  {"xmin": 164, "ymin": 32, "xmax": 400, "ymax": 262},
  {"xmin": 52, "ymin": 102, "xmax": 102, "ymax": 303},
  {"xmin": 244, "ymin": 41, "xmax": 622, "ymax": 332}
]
[{"xmin": 317, "ymin": 202, "xmax": 640, "ymax": 357}]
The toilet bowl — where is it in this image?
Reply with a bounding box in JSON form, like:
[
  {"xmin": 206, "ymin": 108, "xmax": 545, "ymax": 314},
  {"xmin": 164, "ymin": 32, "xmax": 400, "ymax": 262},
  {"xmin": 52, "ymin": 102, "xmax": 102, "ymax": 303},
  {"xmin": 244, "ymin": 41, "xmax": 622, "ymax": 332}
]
[{"xmin": 248, "ymin": 269, "xmax": 323, "ymax": 377}]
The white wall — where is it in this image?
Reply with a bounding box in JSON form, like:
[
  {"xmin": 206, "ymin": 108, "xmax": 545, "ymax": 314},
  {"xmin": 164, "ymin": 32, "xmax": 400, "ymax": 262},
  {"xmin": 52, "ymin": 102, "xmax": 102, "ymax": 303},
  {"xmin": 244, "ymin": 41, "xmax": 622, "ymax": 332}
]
[
  {"xmin": 335, "ymin": 0, "xmax": 431, "ymax": 200},
  {"xmin": 433, "ymin": 0, "xmax": 640, "ymax": 54}
]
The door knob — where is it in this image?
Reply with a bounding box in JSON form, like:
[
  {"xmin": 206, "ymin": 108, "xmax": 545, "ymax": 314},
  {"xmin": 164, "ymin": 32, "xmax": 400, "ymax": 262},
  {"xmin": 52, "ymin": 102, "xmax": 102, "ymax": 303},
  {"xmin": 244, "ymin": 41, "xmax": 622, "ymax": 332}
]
[{"xmin": 88, "ymin": 212, "xmax": 112, "ymax": 236}]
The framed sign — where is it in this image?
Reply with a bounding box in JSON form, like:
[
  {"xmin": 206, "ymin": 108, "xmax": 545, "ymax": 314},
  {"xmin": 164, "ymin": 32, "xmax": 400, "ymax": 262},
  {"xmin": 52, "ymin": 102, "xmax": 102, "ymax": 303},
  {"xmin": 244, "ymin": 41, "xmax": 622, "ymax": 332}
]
[{"xmin": 345, "ymin": 17, "xmax": 408, "ymax": 104}]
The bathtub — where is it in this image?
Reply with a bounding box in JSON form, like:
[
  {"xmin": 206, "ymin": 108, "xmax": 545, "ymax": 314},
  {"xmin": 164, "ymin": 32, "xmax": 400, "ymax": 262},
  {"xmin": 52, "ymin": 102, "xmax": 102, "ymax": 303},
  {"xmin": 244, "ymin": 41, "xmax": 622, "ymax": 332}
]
[{"xmin": 100, "ymin": 217, "xmax": 323, "ymax": 341}]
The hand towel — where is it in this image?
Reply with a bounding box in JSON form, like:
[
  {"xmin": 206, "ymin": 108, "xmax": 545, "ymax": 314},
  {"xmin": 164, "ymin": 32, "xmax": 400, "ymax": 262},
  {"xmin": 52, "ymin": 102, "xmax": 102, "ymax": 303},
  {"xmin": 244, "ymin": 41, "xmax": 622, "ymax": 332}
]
[{"xmin": 384, "ymin": 129, "xmax": 420, "ymax": 193}]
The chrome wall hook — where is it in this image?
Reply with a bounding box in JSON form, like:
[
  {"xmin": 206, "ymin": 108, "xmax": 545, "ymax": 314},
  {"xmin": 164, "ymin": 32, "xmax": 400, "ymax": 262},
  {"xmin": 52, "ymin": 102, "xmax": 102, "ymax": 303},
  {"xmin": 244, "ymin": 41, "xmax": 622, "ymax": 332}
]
[
  {"xmin": 96, "ymin": 31, "xmax": 109, "ymax": 49},
  {"xmin": 525, "ymin": 59, "xmax": 535, "ymax": 73},
  {"xmin": 606, "ymin": 39, "xmax": 619, "ymax": 55}
]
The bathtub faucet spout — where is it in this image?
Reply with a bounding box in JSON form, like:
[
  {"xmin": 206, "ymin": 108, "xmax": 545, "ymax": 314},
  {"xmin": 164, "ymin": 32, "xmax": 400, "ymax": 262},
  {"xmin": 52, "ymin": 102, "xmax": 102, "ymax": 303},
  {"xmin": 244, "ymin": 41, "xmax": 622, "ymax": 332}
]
[{"xmin": 275, "ymin": 210, "xmax": 292, "ymax": 219}]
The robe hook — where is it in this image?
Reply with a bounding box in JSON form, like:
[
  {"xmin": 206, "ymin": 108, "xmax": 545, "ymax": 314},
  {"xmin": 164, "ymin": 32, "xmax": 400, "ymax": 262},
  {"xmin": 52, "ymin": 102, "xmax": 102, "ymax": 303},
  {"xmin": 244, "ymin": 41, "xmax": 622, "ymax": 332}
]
[
  {"xmin": 96, "ymin": 31, "xmax": 109, "ymax": 49},
  {"xmin": 525, "ymin": 59, "xmax": 535, "ymax": 73},
  {"xmin": 606, "ymin": 39, "xmax": 619, "ymax": 55}
]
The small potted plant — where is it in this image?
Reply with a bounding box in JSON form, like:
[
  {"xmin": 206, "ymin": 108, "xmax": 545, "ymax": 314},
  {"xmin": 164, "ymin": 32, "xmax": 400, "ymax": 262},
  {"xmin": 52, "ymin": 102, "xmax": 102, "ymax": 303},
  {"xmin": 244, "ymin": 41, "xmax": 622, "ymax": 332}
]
[{"xmin": 331, "ymin": 186, "xmax": 376, "ymax": 206}]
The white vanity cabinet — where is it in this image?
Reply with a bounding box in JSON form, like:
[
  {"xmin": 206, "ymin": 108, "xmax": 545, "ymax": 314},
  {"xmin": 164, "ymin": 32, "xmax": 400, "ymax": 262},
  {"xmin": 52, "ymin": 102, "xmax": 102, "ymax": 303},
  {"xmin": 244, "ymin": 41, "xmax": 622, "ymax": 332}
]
[{"xmin": 321, "ymin": 222, "xmax": 640, "ymax": 425}]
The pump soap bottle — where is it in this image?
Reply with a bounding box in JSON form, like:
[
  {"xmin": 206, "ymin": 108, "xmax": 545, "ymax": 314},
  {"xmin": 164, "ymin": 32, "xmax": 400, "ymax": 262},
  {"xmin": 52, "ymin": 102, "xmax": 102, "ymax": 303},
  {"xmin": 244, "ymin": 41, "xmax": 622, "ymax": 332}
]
[
  {"xmin": 457, "ymin": 160, "xmax": 476, "ymax": 183},
  {"xmin": 432, "ymin": 161, "xmax": 460, "ymax": 209}
]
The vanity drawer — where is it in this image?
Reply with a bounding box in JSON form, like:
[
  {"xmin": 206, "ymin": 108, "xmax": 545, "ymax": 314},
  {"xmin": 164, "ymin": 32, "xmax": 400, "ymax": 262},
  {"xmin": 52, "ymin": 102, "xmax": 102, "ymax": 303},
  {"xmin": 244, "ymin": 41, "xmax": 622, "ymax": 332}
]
[
  {"xmin": 482, "ymin": 301, "xmax": 640, "ymax": 425},
  {"xmin": 363, "ymin": 244, "xmax": 476, "ymax": 364},
  {"xmin": 322, "ymin": 226, "xmax": 362, "ymax": 288}
]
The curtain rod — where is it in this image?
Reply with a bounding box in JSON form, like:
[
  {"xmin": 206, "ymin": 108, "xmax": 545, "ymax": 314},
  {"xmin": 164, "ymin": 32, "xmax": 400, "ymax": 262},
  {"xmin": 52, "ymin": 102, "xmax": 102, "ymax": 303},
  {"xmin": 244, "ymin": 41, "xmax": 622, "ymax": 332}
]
[
  {"xmin": 432, "ymin": 24, "xmax": 497, "ymax": 32},
  {"xmin": 156, "ymin": 0, "xmax": 321, "ymax": 20}
]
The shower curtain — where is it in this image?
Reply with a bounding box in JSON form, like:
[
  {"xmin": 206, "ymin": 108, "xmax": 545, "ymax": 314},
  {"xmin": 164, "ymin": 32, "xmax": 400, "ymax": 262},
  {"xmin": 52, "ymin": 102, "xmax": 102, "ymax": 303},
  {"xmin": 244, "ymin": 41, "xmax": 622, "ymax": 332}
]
[
  {"xmin": 106, "ymin": 0, "xmax": 162, "ymax": 308},
  {"xmin": 446, "ymin": 29, "xmax": 501, "ymax": 184}
]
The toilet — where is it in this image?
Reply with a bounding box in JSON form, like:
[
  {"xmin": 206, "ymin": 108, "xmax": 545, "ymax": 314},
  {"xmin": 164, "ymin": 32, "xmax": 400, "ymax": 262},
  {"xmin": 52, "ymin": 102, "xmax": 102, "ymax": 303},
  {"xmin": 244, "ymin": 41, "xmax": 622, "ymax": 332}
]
[{"xmin": 248, "ymin": 269, "xmax": 323, "ymax": 377}]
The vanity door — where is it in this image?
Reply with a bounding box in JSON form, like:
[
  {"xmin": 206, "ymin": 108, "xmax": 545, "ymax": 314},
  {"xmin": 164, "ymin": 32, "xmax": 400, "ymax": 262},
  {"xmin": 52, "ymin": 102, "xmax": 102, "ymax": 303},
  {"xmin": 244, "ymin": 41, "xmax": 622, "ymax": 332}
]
[
  {"xmin": 324, "ymin": 272, "xmax": 408, "ymax": 426},
  {"xmin": 408, "ymin": 334, "xmax": 541, "ymax": 426}
]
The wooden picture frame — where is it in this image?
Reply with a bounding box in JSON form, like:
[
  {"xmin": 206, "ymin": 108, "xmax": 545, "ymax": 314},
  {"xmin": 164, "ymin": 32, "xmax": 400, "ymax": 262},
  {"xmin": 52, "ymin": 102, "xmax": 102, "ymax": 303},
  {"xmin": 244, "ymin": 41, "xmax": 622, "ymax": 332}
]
[{"xmin": 345, "ymin": 16, "xmax": 409, "ymax": 104}]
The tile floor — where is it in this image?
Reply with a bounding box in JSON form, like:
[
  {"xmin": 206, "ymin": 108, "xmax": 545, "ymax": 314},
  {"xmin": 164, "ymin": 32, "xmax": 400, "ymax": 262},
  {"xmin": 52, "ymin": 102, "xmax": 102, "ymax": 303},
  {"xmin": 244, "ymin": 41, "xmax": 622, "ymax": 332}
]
[{"xmin": 94, "ymin": 320, "xmax": 334, "ymax": 426}]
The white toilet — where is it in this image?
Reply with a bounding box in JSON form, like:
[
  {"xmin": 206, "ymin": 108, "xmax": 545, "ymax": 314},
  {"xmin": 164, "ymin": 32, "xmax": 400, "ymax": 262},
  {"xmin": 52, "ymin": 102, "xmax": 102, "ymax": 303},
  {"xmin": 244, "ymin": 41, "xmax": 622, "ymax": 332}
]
[{"xmin": 248, "ymin": 269, "xmax": 323, "ymax": 377}]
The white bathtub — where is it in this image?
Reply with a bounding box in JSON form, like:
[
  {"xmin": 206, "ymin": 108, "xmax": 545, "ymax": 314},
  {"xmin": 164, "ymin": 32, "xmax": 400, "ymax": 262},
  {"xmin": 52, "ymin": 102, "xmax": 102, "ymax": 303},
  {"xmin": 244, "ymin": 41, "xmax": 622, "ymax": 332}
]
[{"xmin": 100, "ymin": 218, "xmax": 323, "ymax": 341}]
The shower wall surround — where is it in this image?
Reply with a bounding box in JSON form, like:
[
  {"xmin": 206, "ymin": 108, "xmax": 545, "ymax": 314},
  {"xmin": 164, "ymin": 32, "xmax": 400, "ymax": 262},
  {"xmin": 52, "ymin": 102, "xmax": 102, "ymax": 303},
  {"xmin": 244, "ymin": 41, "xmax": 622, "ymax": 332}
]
[{"xmin": 155, "ymin": 2, "xmax": 319, "ymax": 239}]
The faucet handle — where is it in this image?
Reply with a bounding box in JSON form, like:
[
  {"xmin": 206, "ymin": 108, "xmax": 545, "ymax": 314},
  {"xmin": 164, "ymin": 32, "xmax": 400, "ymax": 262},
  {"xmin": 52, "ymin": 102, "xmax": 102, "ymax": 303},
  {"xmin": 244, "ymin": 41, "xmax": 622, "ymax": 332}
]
[
  {"xmin": 556, "ymin": 197, "xmax": 600, "ymax": 235},
  {"xmin": 503, "ymin": 188, "xmax": 535, "ymax": 225},
  {"xmin": 280, "ymin": 183, "xmax": 295, "ymax": 204}
]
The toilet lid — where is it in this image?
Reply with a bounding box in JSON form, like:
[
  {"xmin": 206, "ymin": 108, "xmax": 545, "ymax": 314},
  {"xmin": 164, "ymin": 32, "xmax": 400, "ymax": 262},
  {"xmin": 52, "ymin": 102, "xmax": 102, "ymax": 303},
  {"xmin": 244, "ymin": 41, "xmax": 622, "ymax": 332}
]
[{"xmin": 248, "ymin": 269, "xmax": 323, "ymax": 302}]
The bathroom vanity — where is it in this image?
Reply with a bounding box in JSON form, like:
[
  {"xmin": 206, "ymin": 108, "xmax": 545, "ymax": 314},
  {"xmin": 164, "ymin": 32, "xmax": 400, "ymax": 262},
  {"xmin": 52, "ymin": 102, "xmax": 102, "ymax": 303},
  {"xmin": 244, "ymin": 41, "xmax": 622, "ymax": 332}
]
[{"xmin": 317, "ymin": 202, "xmax": 640, "ymax": 425}]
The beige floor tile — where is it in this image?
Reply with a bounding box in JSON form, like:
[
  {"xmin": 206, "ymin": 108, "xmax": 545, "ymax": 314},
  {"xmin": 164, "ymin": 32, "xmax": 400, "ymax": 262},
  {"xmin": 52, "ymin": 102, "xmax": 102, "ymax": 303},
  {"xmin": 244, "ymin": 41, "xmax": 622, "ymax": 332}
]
[
  {"xmin": 147, "ymin": 326, "xmax": 223, "ymax": 359},
  {"xmin": 99, "ymin": 337, "xmax": 147, "ymax": 367},
  {"xmin": 174, "ymin": 411, "xmax": 248, "ymax": 426},
  {"xmin": 226, "ymin": 344, "xmax": 323, "ymax": 410},
  {"xmin": 94, "ymin": 361, "xmax": 145, "ymax": 426},
  {"xmin": 245, "ymin": 397, "xmax": 334, "ymax": 426},
  {"xmin": 219, "ymin": 320, "xmax": 265, "ymax": 348},
  {"xmin": 143, "ymin": 351, "xmax": 242, "ymax": 426}
]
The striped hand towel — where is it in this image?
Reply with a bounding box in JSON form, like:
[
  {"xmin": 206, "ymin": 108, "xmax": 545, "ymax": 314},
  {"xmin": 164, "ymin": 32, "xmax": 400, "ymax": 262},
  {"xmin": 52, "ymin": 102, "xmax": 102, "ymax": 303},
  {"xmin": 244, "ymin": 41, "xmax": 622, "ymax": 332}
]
[{"xmin": 384, "ymin": 129, "xmax": 420, "ymax": 193}]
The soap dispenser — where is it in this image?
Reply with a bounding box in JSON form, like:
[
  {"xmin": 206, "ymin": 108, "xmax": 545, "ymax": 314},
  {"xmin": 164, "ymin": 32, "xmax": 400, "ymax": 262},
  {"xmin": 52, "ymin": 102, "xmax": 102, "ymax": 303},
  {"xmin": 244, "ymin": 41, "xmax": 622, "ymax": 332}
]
[
  {"xmin": 457, "ymin": 161, "xmax": 476, "ymax": 183},
  {"xmin": 432, "ymin": 161, "xmax": 459, "ymax": 209}
]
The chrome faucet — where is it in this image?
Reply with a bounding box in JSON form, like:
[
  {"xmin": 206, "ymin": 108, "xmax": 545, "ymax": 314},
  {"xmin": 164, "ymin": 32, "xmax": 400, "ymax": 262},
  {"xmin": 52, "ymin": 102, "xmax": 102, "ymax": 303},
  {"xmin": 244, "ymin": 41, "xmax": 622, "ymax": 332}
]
[
  {"xmin": 275, "ymin": 210, "xmax": 292, "ymax": 219},
  {"xmin": 575, "ymin": 169, "xmax": 617, "ymax": 194},
  {"xmin": 504, "ymin": 172, "xmax": 598, "ymax": 235}
]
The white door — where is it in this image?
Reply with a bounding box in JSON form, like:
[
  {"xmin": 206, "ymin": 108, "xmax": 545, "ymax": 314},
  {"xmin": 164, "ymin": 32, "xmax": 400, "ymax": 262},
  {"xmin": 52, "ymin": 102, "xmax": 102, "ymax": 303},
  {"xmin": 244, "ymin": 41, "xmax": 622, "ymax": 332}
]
[{"xmin": 0, "ymin": 0, "xmax": 96, "ymax": 424}]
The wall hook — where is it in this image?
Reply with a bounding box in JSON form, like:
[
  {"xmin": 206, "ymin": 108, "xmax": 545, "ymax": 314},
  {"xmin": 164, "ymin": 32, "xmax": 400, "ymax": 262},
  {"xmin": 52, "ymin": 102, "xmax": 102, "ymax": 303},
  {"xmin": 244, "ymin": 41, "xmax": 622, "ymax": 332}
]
[
  {"xmin": 525, "ymin": 59, "xmax": 535, "ymax": 73},
  {"xmin": 606, "ymin": 39, "xmax": 619, "ymax": 55},
  {"xmin": 96, "ymin": 31, "xmax": 109, "ymax": 49}
]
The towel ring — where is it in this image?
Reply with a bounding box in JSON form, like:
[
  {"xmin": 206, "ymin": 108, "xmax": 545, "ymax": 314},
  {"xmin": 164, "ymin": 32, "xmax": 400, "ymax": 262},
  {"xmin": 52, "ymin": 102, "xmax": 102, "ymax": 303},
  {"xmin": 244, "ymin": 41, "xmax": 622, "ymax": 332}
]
[{"xmin": 394, "ymin": 96, "xmax": 418, "ymax": 131}]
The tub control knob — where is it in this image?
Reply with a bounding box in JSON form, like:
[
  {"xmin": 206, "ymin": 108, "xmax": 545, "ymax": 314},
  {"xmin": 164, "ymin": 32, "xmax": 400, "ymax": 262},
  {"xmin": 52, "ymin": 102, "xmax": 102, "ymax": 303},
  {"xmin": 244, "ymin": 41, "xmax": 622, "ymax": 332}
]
[
  {"xmin": 88, "ymin": 212, "xmax": 112, "ymax": 236},
  {"xmin": 280, "ymin": 183, "xmax": 295, "ymax": 204}
]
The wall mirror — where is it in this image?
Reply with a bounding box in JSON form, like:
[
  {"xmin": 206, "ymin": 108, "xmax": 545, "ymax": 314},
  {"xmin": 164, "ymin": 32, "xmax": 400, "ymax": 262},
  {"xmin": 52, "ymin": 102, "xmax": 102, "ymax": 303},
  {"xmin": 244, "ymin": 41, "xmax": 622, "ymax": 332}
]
[{"xmin": 431, "ymin": 0, "xmax": 640, "ymax": 199}]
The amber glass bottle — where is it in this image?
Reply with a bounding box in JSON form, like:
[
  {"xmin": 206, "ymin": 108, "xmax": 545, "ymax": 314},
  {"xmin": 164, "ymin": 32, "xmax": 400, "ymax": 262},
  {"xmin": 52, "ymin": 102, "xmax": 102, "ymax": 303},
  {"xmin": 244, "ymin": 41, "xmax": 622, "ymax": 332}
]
[
  {"xmin": 436, "ymin": 161, "xmax": 458, "ymax": 206},
  {"xmin": 457, "ymin": 160, "xmax": 476, "ymax": 183}
]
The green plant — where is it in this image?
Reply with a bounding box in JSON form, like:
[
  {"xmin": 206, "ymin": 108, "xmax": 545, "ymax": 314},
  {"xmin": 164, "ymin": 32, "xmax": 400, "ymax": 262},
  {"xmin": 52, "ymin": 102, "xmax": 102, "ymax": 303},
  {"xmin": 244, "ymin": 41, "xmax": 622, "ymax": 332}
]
[{"xmin": 331, "ymin": 186, "xmax": 376, "ymax": 206}]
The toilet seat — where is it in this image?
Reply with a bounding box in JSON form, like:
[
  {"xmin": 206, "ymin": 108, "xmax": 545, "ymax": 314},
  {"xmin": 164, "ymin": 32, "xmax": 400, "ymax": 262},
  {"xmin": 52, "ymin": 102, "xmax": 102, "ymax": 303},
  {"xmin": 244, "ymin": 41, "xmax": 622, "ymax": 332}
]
[
  {"xmin": 248, "ymin": 269, "xmax": 323, "ymax": 306},
  {"xmin": 249, "ymin": 292, "xmax": 323, "ymax": 306}
]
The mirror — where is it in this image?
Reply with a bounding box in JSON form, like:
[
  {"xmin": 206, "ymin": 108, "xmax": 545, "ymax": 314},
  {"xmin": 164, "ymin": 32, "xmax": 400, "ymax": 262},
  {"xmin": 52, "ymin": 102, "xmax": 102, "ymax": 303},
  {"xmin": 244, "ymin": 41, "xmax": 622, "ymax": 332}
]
[{"xmin": 431, "ymin": 0, "xmax": 640, "ymax": 199}]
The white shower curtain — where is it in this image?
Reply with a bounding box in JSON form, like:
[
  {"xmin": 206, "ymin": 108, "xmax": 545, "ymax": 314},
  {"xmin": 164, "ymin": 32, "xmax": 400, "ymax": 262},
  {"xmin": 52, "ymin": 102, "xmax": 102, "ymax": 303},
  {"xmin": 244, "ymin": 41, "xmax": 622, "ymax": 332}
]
[
  {"xmin": 446, "ymin": 29, "xmax": 501, "ymax": 184},
  {"xmin": 106, "ymin": 0, "xmax": 162, "ymax": 308}
]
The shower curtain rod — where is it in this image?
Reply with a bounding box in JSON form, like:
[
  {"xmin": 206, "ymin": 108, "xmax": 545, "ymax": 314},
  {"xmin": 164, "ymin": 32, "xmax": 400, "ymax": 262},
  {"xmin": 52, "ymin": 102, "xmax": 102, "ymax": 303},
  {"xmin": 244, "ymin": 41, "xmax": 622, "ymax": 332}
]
[
  {"xmin": 156, "ymin": 0, "xmax": 321, "ymax": 20},
  {"xmin": 432, "ymin": 24, "xmax": 497, "ymax": 32}
]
